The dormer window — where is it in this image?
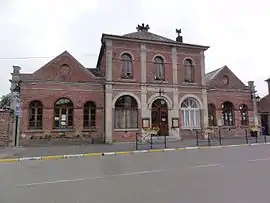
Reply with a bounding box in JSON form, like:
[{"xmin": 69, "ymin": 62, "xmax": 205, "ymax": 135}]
[
  {"xmin": 121, "ymin": 53, "xmax": 133, "ymax": 79},
  {"xmin": 153, "ymin": 56, "xmax": 165, "ymax": 81},
  {"xmin": 184, "ymin": 58, "xmax": 195, "ymax": 83}
]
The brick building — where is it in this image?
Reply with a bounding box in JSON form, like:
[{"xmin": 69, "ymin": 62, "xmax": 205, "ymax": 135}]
[
  {"xmin": 258, "ymin": 79, "xmax": 270, "ymax": 135},
  {"xmin": 10, "ymin": 24, "xmax": 258, "ymax": 144}
]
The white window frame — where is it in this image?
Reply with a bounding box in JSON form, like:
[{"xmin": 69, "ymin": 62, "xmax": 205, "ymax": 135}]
[{"xmin": 180, "ymin": 98, "xmax": 201, "ymax": 129}]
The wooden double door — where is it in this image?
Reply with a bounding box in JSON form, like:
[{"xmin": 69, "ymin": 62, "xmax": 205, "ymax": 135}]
[{"xmin": 151, "ymin": 99, "xmax": 169, "ymax": 136}]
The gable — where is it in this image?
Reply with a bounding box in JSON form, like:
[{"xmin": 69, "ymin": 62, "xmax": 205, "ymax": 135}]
[
  {"xmin": 31, "ymin": 51, "xmax": 96, "ymax": 82},
  {"xmin": 206, "ymin": 66, "xmax": 248, "ymax": 90},
  {"xmin": 258, "ymin": 95, "xmax": 270, "ymax": 113}
]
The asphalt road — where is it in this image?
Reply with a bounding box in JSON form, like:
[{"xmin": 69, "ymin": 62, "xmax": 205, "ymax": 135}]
[{"xmin": 1, "ymin": 145, "xmax": 270, "ymax": 203}]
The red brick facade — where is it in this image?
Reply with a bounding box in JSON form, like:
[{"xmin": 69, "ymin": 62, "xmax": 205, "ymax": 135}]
[{"xmin": 10, "ymin": 24, "xmax": 257, "ymax": 144}]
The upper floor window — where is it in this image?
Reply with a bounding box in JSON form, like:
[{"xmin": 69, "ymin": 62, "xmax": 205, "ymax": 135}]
[
  {"xmin": 28, "ymin": 101, "xmax": 43, "ymax": 129},
  {"xmin": 54, "ymin": 98, "xmax": 73, "ymax": 128},
  {"xmin": 221, "ymin": 101, "xmax": 234, "ymax": 126},
  {"xmin": 83, "ymin": 101, "xmax": 96, "ymax": 128},
  {"xmin": 240, "ymin": 104, "xmax": 248, "ymax": 126},
  {"xmin": 121, "ymin": 53, "xmax": 133, "ymax": 79},
  {"xmin": 153, "ymin": 56, "xmax": 165, "ymax": 80},
  {"xmin": 184, "ymin": 59, "xmax": 195, "ymax": 83}
]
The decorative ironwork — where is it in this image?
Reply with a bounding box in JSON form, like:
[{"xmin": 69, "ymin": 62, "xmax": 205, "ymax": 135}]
[
  {"xmin": 135, "ymin": 131, "xmax": 167, "ymax": 150},
  {"xmin": 136, "ymin": 23, "xmax": 150, "ymax": 32}
]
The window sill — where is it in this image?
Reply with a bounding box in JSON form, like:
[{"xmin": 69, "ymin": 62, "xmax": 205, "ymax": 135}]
[
  {"xmin": 182, "ymin": 82, "xmax": 197, "ymax": 85},
  {"xmin": 114, "ymin": 128, "xmax": 139, "ymax": 132},
  {"xmin": 151, "ymin": 80, "xmax": 168, "ymax": 84},
  {"xmin": 82, "ymin": 128, "xmax": 98, "ymax": 132},
  {"xmin": 181, "ymin": 127, "xmax": 201, "ymax": 130},
  {"xmin": 51, "ymin": 128, "xmax": 75, "ymax": 132},
  {"xmin": 119, "ymin": 78, "xmax": 136, "ymax": 82},
  {"xmin": 26, "ymin": 129, "xmax": 44, "ymax": 133}
]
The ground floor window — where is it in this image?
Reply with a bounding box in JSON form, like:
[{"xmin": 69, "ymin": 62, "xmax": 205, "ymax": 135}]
[
  {"xmin": 114, "ymin": 95, "xmax": 138, "ymax": 129},
  {"xmin": 181, "ymin": 98, "xmax": 201, "ymax": 128}
]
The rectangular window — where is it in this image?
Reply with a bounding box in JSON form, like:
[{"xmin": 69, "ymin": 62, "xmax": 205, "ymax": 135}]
[
  {"xmin": 114, "ymin": 109, "xmax": 138, "ymax": 129},
  {"xmin": 83, "ymin": 108, "xmax": 96, "ymax": 128},
  {"xmin": 54, "ymin": 108, "xmax": 73, "ymax": 128},
  {"xmin": 241, "ymin": 112, "xmax": 249, "ymax": 126},
  {"xmin": 181, "ymin": 110, "xmax": 200, "ymax": 129},
  {"xmin": 28, "ymin": 107, "xmax": 43, "ymax": 129}
]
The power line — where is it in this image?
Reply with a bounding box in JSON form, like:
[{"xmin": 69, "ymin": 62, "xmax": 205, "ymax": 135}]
[{"xmin": 0, "ymin": 53, "xmax": 98, "ymax": 60}]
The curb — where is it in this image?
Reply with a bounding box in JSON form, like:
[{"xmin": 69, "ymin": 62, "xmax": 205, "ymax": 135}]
[{"xmin": 0, "ymin": 142, "xmax": 269, "ymax": 164}]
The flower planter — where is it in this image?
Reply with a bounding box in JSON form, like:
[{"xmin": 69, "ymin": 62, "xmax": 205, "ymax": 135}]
[{"xmin": 250, "ymin": 131, "xmax": 258, "ymax": 137}]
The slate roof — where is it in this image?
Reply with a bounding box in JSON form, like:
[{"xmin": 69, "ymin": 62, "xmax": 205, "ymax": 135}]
[
  {"xmin": 122, "ymin": 31, "xmax": 176, "ymax": 43},
  {"xmin": 87, "ymin": 68, "xmax": 104, "ymax": 77},
  {"xmin": 204, "ymin": 66, "xmax": 225, "ymax": 84}
]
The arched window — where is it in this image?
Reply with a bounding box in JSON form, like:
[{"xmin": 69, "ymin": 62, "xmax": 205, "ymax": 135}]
[
  {"xmin": 181, "ymin": 98, "xmax": 200, "ymax": 128},
  {"xmin": 153, "ymin": 56, "xmax": 165, "ymax": 80},
  {"xmin": 221, "ymin": 101, "xmax": 234, "ymax": 126},
  {"xmin": 114, "ymin": 95, "xmax": 138, "ymax": 129},
  {"xmin": 54, "ymin": 98, "xmax": 73, "ymax": 128},
  {"xmin": 28, "ymin": 101, "xmax": 43, "ymax": 129},
  {"xmin": 208, "ymin": 103, "xmax": 217, "ymax": 126},
  {"xmin": 121, "ymin": 53, "xmax": 133, "ymax": 79},
  {"xmin": 240, "ymin": 104, "xmax": 248, "ymax": 126},
  {"xmin": 184, "ymin": 59, "xmax": 195, "ymax": 83},
  {"xmin": 83, "ymin": 101, "xmax": 96, "ymax": 128}
]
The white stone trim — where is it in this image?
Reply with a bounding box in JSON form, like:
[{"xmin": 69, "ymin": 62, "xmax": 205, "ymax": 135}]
[
  {"xmin": 148, "ymin": 93, "xmax": 173, "ymax": 109},
  {"xmin": 112, "ymin": 92, "xmax": 141, "ymax": 109},
  {"xmin": 152, "ymin": 54, "xmax": 166, "ymax": 63},
  {"xmin": 119, "ymin": 51, "xmax": 135, "ymax": 60},
  {"xmin": 183, "ymin": 57, "xmax": 196, "ymax": 65},
  {"xmin": 140, "ymin": 44, "xmax": 147, "ymax": 83},
  {"xmin": 179, "ymin": 94, "xmax": 203, "ymax": 109},
  {"xmin": 172, "ymin": 47, "xmax": 177, "ymax": 84}
]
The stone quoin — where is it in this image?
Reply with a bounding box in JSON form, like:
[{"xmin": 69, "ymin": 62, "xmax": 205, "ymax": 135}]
[{"xmin": 9, "ymin": 24, "xmax": 258, "ymax": 144}]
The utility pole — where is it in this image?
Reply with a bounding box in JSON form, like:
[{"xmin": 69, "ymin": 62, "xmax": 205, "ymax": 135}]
[{"xmin": 10, "ymin": 66, "xmax": 21, "ymax": 147}]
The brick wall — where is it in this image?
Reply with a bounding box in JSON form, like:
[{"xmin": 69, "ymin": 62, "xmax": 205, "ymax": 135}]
[{"xmin": 0, "ymin": 110, "xmax": 12, "ymax": 147}]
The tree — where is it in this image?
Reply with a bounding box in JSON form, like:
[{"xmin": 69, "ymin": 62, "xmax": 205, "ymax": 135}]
[{"xmin": 0, "ymin": 94, "xmax": 11, "ymax": 109}]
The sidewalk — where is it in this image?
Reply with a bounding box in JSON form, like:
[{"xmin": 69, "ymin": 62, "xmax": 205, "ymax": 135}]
[{"xmin": 0, "ymin": 136, "xmax": 267, "ymax": 159}]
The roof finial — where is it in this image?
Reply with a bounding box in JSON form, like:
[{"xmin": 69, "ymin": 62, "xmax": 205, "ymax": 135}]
[
  {"xmin": 176, "ymin": 28, "xmax": 181, "ymax": 36},
  {"xmin": 176, "ymin": 28, "xmax": 183, "ymax": 43},
  {"xmin": 136, "ymin": 23, "xmax": 150, "ymax": 32}
]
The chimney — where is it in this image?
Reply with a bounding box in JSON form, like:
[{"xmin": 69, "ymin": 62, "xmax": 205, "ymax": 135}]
[
  {"xmin": 265, "ymin": 78, "xmax": 270, "ymax": 95},
  {"xmin": 176, "ymin": 28, "xmax": 183, "ymax": 43}
]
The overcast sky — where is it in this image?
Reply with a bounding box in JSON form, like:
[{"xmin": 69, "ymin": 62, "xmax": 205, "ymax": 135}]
[{"xmin": 0, "ymin": 0, "xmax": 269, "ymax": 96}]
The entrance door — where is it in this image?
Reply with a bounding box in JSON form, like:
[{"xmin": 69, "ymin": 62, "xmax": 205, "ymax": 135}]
[{"xmin": 151, "ymin": 99, "xmax": 169, "ymax": 136}]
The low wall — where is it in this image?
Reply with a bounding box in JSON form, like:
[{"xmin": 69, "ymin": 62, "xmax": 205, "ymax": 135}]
[{"xmin": 0, "ymin": 110, "xmax": 12, "ymax": 147}]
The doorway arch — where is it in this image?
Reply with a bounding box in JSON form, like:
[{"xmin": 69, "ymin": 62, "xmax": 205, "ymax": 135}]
[{"xmin": 151, "ymin": 99, "xmax": 169, "ymax": 136}]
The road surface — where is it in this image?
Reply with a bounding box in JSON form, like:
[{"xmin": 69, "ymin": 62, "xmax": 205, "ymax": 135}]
[{"xmin": 1, "ymin": 145, "xmax": 270, "ymax": 203}]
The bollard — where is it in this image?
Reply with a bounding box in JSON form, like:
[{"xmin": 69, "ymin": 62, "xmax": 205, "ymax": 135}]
[
  {"xmin": 255, "ymin": 132, "xmax": 258, "ymax": 143},
  {"xmin": 245, "ymin": 128, "xmax": 248, "ymax": 144},
  {"xmin": 264, "ymin": 133, "xmax": 267, "ymax": 143},
  {"xmin": 207, "ymin": 132, "xmax": 211, "ymax": 146},
  {"xmin": 164, "ymin": 134, "xmax": 167, "ymax": 148},
  {"xmin": 218, "ymin": 128, "xmax": 222, "ymax": 145},
  {"xmin": 150, "ymin": 134, "xmax": 153, "ymax": 149},
  {"xmin": 135, "ymin": 132, "xmax": 138, "ymax": 150},
  {"xmin": 196, "ymin": 130, "xmax": 199, "ymax": 146}
]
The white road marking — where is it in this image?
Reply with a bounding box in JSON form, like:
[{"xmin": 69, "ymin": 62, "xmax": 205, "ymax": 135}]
[
  {"xmin": 15, "ymin": 169, "xmax": 164, "ymax": 188},
  {"xmin": 248, "ymin": 157, "xmax": 270, "ymax": 162},
  {"xmin": 191, "ymin": 164, "xmax": 224, "ymax": 168}
]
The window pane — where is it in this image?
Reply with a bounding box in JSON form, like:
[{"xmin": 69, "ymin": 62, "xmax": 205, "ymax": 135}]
[
  {"xmin": 90, "ymin": 114, "xmax": 96, "ymax": 127},
  {"xmin": 67, "ymin": 108, "xmax": 73, "ymax": 127}
]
